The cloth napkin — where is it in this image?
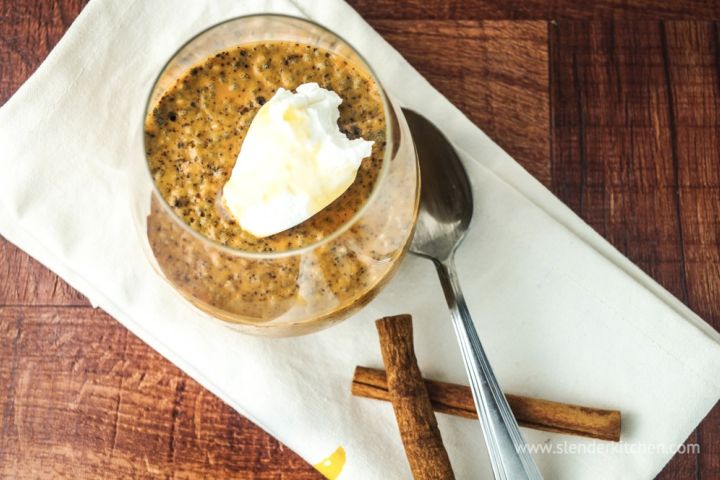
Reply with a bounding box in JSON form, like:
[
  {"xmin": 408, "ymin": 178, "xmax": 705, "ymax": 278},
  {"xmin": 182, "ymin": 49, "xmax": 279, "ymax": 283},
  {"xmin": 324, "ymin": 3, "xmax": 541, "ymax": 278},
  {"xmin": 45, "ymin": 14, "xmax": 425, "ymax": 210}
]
[{"xmin": 2, "ymin": 1, "xmax": 719, "ymax": 478}]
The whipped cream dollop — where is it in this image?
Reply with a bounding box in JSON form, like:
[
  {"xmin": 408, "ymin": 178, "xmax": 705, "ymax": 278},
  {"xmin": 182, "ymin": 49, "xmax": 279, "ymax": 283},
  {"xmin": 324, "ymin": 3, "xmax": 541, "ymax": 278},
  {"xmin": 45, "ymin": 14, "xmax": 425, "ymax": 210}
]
[{"xmin": 222, "ymin": 82, "xmax": 374, "ymax": 238}]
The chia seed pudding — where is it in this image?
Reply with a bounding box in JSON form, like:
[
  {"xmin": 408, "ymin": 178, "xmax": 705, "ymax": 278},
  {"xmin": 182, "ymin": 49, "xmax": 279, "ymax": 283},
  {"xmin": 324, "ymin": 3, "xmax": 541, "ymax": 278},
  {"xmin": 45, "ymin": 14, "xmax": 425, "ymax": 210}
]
[{"xmin": 144, "ymin": 40, "xmax": 418, "ymax": 333}]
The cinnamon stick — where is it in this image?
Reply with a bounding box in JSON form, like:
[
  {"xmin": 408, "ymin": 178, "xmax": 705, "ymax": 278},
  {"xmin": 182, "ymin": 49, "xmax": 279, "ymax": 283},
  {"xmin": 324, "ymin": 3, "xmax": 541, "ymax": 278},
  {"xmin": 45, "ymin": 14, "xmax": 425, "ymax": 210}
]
[
  {"xmin": 352, "ymin": 366, "xmax": 621, "ymax": 442},
  {"xmin": 376, "ymin": 315, "xmax": 455, "ymax": 480}
]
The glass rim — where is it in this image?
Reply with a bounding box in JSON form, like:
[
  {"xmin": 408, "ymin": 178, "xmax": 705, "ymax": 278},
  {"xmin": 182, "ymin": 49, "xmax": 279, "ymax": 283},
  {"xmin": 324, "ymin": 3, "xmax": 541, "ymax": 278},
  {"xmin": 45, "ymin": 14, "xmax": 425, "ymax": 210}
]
[{"xmin": 141, "ymin": 13, "xmax": 395, "ymax": 260}]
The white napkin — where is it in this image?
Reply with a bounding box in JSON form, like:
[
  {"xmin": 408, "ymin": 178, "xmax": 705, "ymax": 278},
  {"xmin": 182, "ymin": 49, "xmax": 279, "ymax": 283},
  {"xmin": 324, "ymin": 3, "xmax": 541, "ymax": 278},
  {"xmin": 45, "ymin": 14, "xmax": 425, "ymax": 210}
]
[{"xmin": 1, "ymin": 1, "xmax": 719, "ymax": 478}]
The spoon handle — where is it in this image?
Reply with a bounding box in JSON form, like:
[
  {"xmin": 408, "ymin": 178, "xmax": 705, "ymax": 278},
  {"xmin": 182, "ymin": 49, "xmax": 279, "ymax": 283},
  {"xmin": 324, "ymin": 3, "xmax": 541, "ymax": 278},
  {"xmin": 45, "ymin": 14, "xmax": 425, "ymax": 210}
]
[{"xmin": 434, "ymin": 256, "xmax": 543, "ymax": 480}]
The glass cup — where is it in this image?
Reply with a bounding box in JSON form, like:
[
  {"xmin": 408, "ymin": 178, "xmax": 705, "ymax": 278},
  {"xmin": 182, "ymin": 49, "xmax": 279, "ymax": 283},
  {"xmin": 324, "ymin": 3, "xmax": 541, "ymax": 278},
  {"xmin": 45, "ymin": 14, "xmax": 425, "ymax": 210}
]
[{"xmin": 136, "ymin": 15, "xmax": 419, "ymax": 336}]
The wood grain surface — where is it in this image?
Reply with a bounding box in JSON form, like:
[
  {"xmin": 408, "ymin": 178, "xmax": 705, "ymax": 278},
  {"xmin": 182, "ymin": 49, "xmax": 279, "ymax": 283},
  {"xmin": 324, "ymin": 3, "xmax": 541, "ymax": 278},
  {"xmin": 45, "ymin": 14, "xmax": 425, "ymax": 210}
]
[{"xmin": 1, "ymin": 0, "xmax": 719, "ymax": 478}]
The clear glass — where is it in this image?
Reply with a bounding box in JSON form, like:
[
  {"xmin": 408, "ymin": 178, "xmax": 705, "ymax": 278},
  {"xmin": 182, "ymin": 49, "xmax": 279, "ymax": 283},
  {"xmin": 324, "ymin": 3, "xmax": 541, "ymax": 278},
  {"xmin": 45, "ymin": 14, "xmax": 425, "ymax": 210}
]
[{"xmin": 137, "ymin": 15, "xmax": 419, "ymax": 336}]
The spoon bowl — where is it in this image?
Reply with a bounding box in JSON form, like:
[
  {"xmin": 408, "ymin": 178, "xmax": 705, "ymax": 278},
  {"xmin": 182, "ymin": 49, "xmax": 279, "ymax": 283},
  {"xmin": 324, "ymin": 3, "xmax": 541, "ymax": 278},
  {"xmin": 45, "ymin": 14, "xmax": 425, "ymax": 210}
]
[{"xmin": 404, "ymin": 109, "xmax": 473, "ymax": 261}]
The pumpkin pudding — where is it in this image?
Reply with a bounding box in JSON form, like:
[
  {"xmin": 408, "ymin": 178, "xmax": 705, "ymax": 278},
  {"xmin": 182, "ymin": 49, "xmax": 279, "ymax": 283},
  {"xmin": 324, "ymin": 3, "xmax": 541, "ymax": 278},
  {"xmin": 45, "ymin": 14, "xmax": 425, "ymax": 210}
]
[{"xmin": 144, "ymin": 38, "xmax": 418, "ymax": 334}]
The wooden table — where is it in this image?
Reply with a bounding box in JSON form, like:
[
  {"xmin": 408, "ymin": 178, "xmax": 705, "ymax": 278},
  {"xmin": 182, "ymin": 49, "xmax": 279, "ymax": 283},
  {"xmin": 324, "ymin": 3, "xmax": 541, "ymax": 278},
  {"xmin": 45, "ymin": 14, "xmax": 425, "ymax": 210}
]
[{"xmin": 1, "ymin": 1, "xmax": 719, "ymax": 478}]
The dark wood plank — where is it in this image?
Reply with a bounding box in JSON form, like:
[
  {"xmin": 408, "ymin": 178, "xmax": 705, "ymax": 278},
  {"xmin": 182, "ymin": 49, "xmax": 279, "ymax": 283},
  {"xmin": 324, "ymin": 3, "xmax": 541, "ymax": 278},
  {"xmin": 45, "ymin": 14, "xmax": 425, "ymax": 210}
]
[
  {"xmin": 550, "ymin": 20, "xmax": 720, "ymax": 479},
  {"xmin": 0, "ymin": 306, "xmax": 321, "ymax": 479},
  {"xmin": 0, "ymin": 0, "xmax": 89, "ymax": 104},
  {"xmin": 664, "ymin": 21, "xmax": 720, "ymax": 479},
  {"xmin": 348, "ymin": 0, "xmax": 720, "ymax": 21},
  {"xmin": 372, "ymin": 20, "xmax": 550, "ymax": 185},
  {"xmin": 551, "ymin": 21, "xmax": 687, "ymax": 298},
  {"xmin": 0, "ymin": 239, "xmax": 89, "ymax": 306}
]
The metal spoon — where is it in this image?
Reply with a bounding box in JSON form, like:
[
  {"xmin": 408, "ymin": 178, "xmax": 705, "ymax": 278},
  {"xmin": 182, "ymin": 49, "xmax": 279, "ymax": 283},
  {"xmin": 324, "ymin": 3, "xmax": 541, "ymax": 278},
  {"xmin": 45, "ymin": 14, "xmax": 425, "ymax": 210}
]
[{"xmin": 403, "ymin": 108, "xmax": 543, "ymax": 480}]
